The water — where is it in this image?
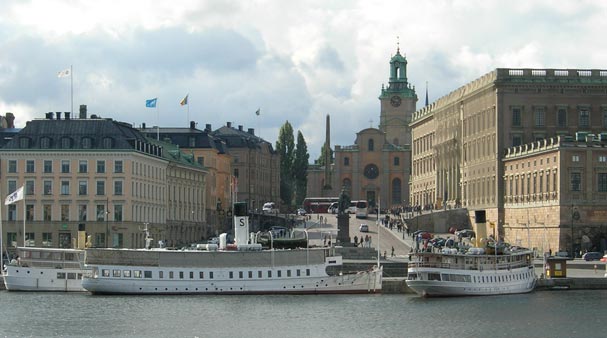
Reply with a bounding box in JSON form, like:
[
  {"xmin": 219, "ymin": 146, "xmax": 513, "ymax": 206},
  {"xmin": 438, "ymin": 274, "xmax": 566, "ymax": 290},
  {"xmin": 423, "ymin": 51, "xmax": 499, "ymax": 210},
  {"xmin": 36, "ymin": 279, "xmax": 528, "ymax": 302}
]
[{"xmin": 0, "ymin": 290, "xmax": 604, "ymax": 338}]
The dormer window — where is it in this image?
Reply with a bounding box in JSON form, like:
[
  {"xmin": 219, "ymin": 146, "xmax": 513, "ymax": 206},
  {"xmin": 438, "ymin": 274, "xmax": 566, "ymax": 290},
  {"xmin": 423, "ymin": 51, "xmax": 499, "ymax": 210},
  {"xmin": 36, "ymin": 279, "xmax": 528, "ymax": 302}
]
[
  {"xmin": 61, "ymin": 137, "xmax": 72, "ymax": 149},
  {"xmin": 19, "ymin": 137, "xmax": 31, "ymax": 148},
  {"xmin": 82, "ymin": 137, "xmax": 93, "ymax": 149}
]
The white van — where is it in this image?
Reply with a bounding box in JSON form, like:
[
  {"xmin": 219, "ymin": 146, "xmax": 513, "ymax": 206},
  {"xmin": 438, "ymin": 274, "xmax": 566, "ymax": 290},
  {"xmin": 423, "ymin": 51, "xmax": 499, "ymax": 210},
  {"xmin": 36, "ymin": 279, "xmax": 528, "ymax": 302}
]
[
  {"xmin": 327, "ymin": 202, "xmax": 338, "ymax": 214},
  {"xmin": 262, "ymin": 202, "xmax": 278, "ymax": 214}
]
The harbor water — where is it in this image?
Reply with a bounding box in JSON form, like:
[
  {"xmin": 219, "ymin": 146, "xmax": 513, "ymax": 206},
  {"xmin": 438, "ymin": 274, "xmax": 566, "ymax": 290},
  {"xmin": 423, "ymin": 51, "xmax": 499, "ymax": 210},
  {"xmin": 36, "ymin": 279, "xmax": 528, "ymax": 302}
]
[{"xmin": 0, "ymin": 290, "xmax": 604, "ymax": 338}]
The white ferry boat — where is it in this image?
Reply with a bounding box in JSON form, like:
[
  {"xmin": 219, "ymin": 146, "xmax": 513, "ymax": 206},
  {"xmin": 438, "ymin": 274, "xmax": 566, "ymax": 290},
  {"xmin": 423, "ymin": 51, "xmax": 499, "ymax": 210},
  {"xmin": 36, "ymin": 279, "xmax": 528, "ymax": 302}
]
[
  {"xmin": 406, "ymin": 246, "xmax": 536, "ymax": 297},
  {"xmin": 81, "ymin": 246, "xmax": 382, "ymax": 295},
  {"xmin": 3, "ymin": 247, "xmax": 87, "ymax": 292},
  {"xmin": 81, "ymin": 205, "xmax": 382, "ymax": 295}
]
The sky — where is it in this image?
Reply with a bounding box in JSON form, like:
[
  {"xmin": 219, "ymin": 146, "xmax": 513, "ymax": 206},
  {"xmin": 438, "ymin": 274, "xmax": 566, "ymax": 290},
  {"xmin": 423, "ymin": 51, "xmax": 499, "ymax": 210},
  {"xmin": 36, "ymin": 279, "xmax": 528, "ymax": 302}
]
[{"xmin": 1, "ymin": 0, "xmax": 606, "ymax": 161}]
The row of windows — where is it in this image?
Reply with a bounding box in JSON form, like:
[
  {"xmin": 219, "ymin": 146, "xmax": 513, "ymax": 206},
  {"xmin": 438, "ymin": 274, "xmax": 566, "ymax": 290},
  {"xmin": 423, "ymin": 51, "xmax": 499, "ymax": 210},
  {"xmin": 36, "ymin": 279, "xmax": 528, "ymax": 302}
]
[
  {"xmin": 422, "ymin": 270, "xmax": 533, "ymax": 284},
  {"xmin": 18, "ymin": 136, "xmax": 115, "ymax": 150},
  {"xmin": 9, "ymin": 179, "xmax": 123, "ymax": 197},
  {"xmin": 8, "ymin": 159, "xmax": 123, "ymax": 174},
  {"xmin": 343, "ymin": 156, "xmax": 400, "ymax": 166},
  {"xmin": 3, "ymin": 204, "xmax": 123, "ymax": 222},
  {"xmin": 103, "ymin": 268, "xmax": 313, "ymax": 280},
  {"xmin": 511, "ymin": 106, "xmax": 607, "ymax": 129},
  {"xmin": 6, "ymin": 232, "xmax": 123, "ymax": 249}
]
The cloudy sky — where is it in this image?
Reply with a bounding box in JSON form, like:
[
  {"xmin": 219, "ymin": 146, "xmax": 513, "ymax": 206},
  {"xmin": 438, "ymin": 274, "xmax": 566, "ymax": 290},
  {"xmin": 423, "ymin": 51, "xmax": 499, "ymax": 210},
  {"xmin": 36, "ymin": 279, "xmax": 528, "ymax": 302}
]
[{"xmin": 1, "ymin": 0, "xmax": 606, "ymax": 160}]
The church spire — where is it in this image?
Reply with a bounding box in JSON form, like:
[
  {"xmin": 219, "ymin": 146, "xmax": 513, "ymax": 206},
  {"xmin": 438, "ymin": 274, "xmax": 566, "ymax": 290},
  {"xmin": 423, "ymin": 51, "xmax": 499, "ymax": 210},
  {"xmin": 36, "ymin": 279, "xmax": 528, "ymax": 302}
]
[
  {"xmin": 425, "ymin": 81, "xmax": 429, "ymax": 106},
  {"xmin": 396, "ymin": 35, "xmax": 400, "ymax": 54}
]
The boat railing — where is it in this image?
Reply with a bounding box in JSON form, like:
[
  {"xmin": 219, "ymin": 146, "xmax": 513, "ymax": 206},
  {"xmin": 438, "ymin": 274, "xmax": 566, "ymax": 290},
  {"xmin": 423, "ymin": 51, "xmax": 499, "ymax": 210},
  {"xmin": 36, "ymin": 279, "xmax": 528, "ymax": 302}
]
[
  {"xmin": 13, "ymin": 258, "xmax": 82, "ymax": 269},
  {"xmin": 409, "ymin": 257, "xmax": 532, "ymax": 271}
]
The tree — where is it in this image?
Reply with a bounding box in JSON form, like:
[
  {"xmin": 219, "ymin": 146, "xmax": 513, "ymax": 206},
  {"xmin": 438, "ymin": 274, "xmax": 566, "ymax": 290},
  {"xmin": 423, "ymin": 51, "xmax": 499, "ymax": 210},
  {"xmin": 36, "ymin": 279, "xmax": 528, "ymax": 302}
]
[
  {"xmin": 276, "ymin": 121, "xmax": 295, "ymax": 207},
  {"xmin": 293, "ymin": 131, "xmax": 309, "ymax": 206},
  {"xmin": 316, "ymin": 142, "xmax": 333, "ymax": 166}
]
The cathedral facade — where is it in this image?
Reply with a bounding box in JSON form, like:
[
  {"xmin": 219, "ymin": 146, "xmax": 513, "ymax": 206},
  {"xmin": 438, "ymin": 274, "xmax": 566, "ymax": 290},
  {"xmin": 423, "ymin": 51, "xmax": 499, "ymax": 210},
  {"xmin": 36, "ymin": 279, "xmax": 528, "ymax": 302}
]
[{"xmin": 307, "ymin": 48, "xmax": 416, "ymax": 209}]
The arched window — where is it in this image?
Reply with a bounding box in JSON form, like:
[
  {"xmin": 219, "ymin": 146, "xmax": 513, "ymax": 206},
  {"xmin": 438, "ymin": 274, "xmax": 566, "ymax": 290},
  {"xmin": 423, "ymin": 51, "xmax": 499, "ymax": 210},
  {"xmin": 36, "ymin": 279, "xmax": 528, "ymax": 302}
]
[
  {"xmin": 82, "ymin": 137, "xmax": 93, "ymax": 149},
  {"xmin": 394, "ymin": 157, "xmax": 400, "ymax": 166},
  {"xmin": 102, "ymin": 137, "xmax": 113, "ymax": 149},
  {"xmin": 392, "ymin": 178, "xmax": 402, "ymax": 205},
  {"xmin": 61, "ymin": 137, "xmax": 72, "ymax": 149},
  {"xmin": 40, "ymin": 137, "xmax": 51, "ymax": 149},
  {"xmin": 368, "ymin": 138, "xmax": 374, "ymax": 151},
  {"xmin": 19, "ymin": 137, "xmax": 31, "ymax": 149},
  {"xmin": 344, "ymin": 157, "xmax": 350, "ymax": 166}
]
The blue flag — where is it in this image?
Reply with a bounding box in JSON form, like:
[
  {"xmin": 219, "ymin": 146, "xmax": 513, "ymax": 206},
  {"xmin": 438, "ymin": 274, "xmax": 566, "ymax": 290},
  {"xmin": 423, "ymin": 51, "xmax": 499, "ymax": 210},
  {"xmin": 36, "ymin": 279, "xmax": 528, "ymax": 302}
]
[{"xmin": 146, "ymin": 98, "xmax": 157, "ymax": 108}]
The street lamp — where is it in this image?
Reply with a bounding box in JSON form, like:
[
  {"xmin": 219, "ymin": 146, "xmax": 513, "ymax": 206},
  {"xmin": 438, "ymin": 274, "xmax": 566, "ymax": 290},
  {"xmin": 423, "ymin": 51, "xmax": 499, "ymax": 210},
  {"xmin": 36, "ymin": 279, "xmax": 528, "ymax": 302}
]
[
  {"xmin": 105, "ymin": 198, "xmax": 110, "ymax": 248},
  {"xmin": 571, "ymin": 205, "xmax": 580, "ymax": 258}
]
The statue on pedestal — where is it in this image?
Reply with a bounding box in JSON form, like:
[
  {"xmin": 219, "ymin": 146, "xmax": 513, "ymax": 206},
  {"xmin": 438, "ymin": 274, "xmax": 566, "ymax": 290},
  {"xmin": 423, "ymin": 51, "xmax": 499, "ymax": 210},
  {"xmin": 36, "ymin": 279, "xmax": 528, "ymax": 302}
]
[{"xmin": 338, "ymin": 187, "xmax": 351, "ymax": 215}]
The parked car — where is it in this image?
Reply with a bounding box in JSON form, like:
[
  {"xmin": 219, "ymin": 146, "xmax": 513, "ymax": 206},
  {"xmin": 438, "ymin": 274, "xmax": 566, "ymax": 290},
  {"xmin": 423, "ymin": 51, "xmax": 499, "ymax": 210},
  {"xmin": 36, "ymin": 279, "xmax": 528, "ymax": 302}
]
[
  {"xmin": 359, "ymin": 224, "xmax": 369, "ymax": 232},
  {"xmin": 455, "ymin": 229, "xmax": 475, "ymax": 238},
  {"xmin": 412, "ymin": 230, "xmax": 433, "ymax": 240},
  {"xmin": 297, "ymin": 208, "xmax": 307, "ymax": 216},
  {"xmin": 262, "ymin": 202, "xmax": 278, "ymax": 214},
  {"xmin": 582, "ymin": 252, "xmax": 602, "ymax": 261}
]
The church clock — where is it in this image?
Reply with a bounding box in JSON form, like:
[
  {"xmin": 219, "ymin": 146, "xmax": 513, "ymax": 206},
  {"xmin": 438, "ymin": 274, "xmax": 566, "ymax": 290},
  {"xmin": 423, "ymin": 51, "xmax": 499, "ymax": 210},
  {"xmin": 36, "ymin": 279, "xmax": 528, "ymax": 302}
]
[
  {"xmin": 363, "ymin": 164, "xmax": 379, "ymax": 179},
  {"xmin": 390, "ymin": 95, "xmax": 401, "ymax": 107}
]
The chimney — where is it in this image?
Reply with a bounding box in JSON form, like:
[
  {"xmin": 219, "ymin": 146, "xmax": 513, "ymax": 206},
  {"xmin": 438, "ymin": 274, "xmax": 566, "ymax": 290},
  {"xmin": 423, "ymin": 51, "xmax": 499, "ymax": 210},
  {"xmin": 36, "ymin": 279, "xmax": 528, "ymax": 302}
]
[
  {"xmin": 205, "ymin": 124, "xmax": 212, "ymax": 132},
  {"xmin": 190, "ymin": 121, "xmax": 196, "ymax": 129},
  {"xmin": 79, "ymin": 105, "xmax": 87, "ymax": 119},
  {"xmin": 248, "ymin": 128, "xmax": 254, "ymax": 135},
  {"xmin": 56, "ymin": 112, "xmax": 62, "ymax": 120},
  {"xmin": 238, "ymin": 125, "xmax": 243, "ymax": 131},
  {"xmin": 65, "ymin": 112, "xmax": 71, "ymax": 120},
  {"xmin": 227, "ymin": 122, "xmax": 232, "ymax": 128},
  {"xmin": 46, "ymin": 112, "xmax": 53, "ymax": 119},
  {"xmin": 142, "ymin": 122, "xmax": 146, "ymax": 129},
  {"xmin": 5, "ymin": 113, "xmax": 15, "ymax": 128}
]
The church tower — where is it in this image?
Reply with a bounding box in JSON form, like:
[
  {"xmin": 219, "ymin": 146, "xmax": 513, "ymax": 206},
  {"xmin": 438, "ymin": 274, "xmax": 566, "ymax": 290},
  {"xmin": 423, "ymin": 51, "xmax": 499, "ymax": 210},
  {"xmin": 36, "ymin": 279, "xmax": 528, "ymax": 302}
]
[{"xmin": 378, "ymin": 44, "xmax": 417, "ymax": 145}]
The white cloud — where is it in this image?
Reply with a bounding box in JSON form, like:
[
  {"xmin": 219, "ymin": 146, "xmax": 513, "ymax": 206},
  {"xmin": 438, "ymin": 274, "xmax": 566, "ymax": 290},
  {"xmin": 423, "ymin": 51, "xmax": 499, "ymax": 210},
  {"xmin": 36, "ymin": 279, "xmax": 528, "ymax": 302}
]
[{"xmin": 1, "ymin": 0, "xmax": 607, "ymax": 160}]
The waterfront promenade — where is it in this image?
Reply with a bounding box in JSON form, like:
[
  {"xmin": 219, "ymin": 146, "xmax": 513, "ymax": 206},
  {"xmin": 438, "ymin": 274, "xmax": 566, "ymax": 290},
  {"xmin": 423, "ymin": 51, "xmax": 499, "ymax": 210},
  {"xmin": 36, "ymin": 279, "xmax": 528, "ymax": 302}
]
[{"xmin": 300, "ymin": 211, "xmax": 607, "ymax": 290}]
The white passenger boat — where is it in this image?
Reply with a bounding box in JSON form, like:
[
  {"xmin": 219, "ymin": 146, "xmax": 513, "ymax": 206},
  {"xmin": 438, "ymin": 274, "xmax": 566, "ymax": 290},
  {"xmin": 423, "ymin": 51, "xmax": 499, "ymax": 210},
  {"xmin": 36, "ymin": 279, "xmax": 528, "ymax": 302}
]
[
  {"xmin": 406, "ymin": 245, "xmax": 536, "ymax": 297},
  {"xmin": 81, "ymin": 205, "xmax": 382, "ymax": 295},
  {"xmin": 3, "ymin": 247, "xmax": 87, "ymax": 292}
]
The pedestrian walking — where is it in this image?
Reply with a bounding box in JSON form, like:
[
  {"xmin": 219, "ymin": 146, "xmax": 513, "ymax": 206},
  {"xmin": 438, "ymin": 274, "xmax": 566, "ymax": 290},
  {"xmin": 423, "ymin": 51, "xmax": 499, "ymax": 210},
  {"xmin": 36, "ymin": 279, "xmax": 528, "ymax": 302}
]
[{"xmin": 391, "ymin": 246, "xmax": 394, "ymax": 257}]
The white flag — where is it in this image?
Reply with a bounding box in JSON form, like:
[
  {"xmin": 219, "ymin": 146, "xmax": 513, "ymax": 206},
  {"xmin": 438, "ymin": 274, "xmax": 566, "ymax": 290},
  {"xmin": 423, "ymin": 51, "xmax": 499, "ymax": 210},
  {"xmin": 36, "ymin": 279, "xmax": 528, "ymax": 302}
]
[
  {"xmin": 57, "ymin": 68, "xmax": 71, "ymax": 78},
  {"xmin": 5, "ymin": 186, "xmax": 24, "ymax": 205}
]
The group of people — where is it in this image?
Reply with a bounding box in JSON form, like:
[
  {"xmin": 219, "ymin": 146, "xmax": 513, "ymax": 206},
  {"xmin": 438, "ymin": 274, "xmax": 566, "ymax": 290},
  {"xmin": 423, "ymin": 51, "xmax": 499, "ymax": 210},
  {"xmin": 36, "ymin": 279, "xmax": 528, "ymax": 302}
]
[{"xmin": 353, "ymin": 235, "xmax": 373, "ymax": 248}]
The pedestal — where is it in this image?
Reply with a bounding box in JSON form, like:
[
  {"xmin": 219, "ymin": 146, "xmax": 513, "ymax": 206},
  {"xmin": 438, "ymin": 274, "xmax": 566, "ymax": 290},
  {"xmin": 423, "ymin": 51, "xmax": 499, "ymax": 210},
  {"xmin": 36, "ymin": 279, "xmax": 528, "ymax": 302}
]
[{"xmin": 337, "ymin": 213, "xmax": 350, "ymax": 244}]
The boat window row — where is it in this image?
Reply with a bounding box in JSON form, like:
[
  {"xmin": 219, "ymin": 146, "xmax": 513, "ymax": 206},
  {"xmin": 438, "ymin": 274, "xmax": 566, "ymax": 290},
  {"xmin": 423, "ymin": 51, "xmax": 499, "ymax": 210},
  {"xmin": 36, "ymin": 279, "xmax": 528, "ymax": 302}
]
[
  {"xmin": 56, "ymin": 272, "xmax": 83, "ymax": 280},
  {"xmin": 101, "ymin": 268, "xmax": 313, "ymax": 279},
  {"xmin": 472, "ymin": 271, "xmax": 533, "ymax": 284}
]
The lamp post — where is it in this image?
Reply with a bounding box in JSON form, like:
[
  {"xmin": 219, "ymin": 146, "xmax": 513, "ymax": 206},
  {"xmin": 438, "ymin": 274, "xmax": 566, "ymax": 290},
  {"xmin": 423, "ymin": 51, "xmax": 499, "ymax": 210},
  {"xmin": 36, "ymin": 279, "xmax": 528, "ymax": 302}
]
[
  {"xmin": 105, "ymin": 197, "xmax": 109, "ymax": 248},
  {"xmin": 571, "ymin": 205, "xmax": 580, "ymax": 258}
]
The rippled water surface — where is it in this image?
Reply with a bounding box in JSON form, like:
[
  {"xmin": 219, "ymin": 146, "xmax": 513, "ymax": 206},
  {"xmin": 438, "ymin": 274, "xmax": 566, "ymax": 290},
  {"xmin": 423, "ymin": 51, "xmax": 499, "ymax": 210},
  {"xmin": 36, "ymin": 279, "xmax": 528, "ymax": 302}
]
[{"xmin": 0, "ymin": 290, "xmax": 604, "ymax": 337}]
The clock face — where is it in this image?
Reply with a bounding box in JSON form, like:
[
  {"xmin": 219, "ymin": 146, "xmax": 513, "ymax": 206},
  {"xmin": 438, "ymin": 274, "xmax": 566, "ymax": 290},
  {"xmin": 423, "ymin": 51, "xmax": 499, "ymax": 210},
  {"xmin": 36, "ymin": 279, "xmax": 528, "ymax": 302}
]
[
  {"xmin": 390, "ymin": 95, "xmax": 401, "ymax": 107},
  {"xmin": 364, "ymin": 164, "xmax": 379, "ymax": 179}
]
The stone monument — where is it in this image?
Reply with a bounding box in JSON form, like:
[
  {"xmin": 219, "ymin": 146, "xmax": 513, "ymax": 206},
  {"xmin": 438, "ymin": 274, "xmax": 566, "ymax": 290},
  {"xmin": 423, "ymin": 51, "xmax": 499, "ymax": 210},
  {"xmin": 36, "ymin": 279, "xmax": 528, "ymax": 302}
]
[{"xmin": 336, "ymin": 187, "xmax": 351, "ymax": 245}]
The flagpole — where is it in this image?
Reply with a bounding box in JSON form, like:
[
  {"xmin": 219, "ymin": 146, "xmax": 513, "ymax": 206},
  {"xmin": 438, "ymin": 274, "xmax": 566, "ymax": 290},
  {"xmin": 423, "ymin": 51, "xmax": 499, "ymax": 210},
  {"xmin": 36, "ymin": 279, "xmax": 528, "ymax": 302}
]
[
  {"xmin": 22, "ymin": 198, "xmax": 26, "ymax": 247},
  {"xmin": 156, "ymin": 102, "xmax": 160, "ymax": 141},
  {"xmin": 70, "ymin": 65, "xmax": 74, "ymax": 116},
  {"xmin": 1, "ymin": 199, "xmax": 4, "ymax": 272}
]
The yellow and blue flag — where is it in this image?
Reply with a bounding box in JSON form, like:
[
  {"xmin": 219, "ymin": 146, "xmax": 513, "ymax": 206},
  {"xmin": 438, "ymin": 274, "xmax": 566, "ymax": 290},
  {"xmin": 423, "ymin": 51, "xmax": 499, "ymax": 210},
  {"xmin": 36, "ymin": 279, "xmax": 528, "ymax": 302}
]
[{"xmin": 180, "ymin": 94, "xmax": 188, "ymax": 106}]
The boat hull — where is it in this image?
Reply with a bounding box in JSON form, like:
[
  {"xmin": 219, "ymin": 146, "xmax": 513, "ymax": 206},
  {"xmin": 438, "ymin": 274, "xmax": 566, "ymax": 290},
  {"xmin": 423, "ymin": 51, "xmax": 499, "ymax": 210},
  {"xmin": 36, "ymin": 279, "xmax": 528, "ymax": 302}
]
[
  {"xmin": 81, "ymin": 247, "xmax": 383, "ymax": 295},
  {"xmin": 406, "ymin": 266, "xmax": 536, "ymax": 297},
  {"xmin": 82, "ymin": 267, "xmax": 382, "ymax": 295},
  {"xmin": 3, "ymin": 266, "xmax": 87, "ymax": 292}
]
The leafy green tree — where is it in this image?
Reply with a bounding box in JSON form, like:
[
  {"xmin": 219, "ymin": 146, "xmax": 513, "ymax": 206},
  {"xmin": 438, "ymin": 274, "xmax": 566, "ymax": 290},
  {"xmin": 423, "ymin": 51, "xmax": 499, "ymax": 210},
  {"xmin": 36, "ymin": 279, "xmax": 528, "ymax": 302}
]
[
  {"xmin": 276, "ymin": 121, "xmax": 295, "ymax": 207},
  {"xmin": 316, "ymin": 142, "xmax": 333, "ymax": 166},
  {"xmin": 293, "ymin": 131, "xmax": 309, "ymax": 206}
]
